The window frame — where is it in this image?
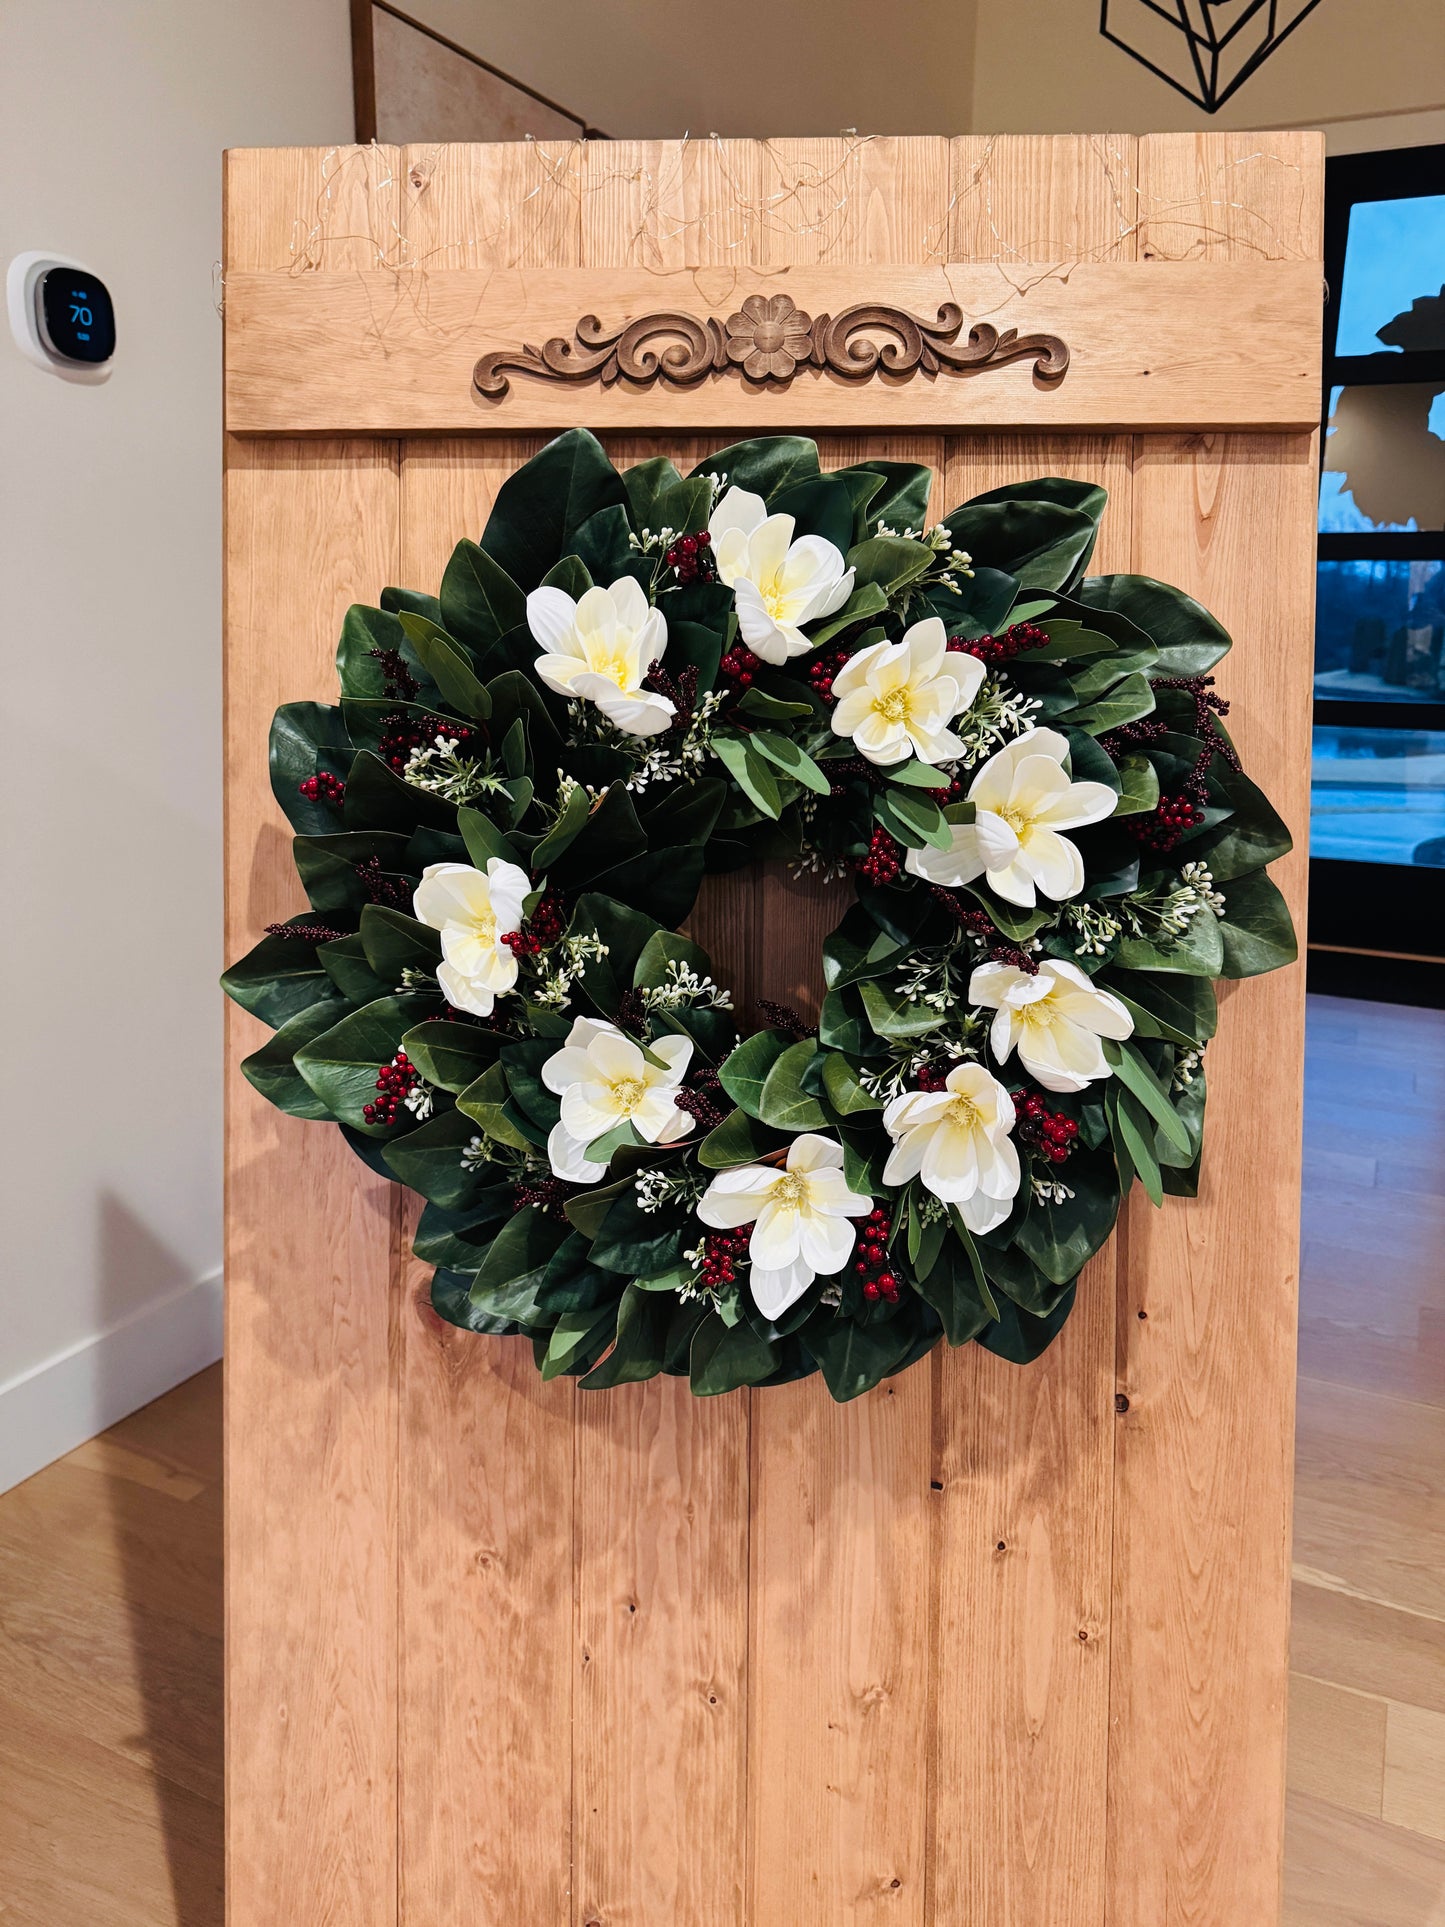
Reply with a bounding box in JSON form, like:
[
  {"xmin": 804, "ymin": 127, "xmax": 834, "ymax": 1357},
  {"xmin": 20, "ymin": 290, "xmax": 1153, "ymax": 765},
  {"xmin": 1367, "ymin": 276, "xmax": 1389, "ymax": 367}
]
[{"xmin": 1312, "ymin": 142, "xmax": 1445, "ymax": 962}]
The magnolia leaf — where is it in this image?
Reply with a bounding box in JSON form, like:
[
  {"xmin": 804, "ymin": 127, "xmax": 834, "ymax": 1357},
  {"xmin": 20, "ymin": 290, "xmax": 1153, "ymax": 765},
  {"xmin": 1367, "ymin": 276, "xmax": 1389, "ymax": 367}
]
[
  {"xmin": 758, "ymin": 1039, "xmax": 828, "ymax": 1131},
  {"xmin": 396, "ymin": 613, "xmax": 492, "ymax": 721},
  {"xmin": 712, "ymin": 733, "xmax": 782, "ymax": 819},
  {"xmin": 750, "ymin": 730, "xmax": 830, "ymax": 795},
  {"xmin": 718, "ymin": 1028, "xmax": 792, "ymax": 1118}
]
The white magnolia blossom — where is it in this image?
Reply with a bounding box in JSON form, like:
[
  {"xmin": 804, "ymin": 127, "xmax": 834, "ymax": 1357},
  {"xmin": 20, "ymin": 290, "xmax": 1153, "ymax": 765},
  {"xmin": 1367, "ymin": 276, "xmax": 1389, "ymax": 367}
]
[
  {"xmin": 829, "ymin": 616, "xmax": 985, "ymax": 768},
  {"xmin": 905, "ymin": 726, "xmax": 1118, "ymax": 907},
  {"xmin": 541, "ymin": 1016, "xmax": 694, "ymax": 1182},
  {"xmin": 711, "ymin": 485, "xmax": 854, "ymax": 664},
  {"xmin": 970, "ymin": 957, "xmax": 1134, "ymax": 1093},
  {"xmin": 412, "ymin": 858, "xmax": 530, "ymax": 1017},
  {"xmin": 696, "ymin": 1132, "xmax": 872, "ymax": 1318},
  {"xmin": 526, "ymin": 575, "xmax": 674, "ymax": 736},
  {"xmin": 881, "ymin": 1061, "xmax": 1021, "ymax": 1234}
]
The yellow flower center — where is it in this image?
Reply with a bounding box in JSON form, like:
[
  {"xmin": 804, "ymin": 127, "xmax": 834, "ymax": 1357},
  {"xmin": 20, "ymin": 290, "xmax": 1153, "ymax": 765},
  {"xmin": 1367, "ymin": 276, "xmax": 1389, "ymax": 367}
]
[
  {"xmin": 998, "ymin": 803, "xmax": 1032, "ymax": 835},
  {"xmin": 609, "ymin": 1076, "xmax": 646, "ymax": 1113},
  {"xmin": 943, "ymin": 1092, "xmax": 980, "ymax": 1129},
  {"xmin": 873, "ymin": 687, "xmax": 912, "ymax": 724},
  {"xmin": 471, "ymin": 910, "xmax": 496, "ymax": 942},
  {"xmin": 770, "ymin": 1170, "xmax": 808, "ymax": 1208},
  {"xmin": 587, "ymin": 647, "xmax": 633, "ymax": 691},
  {"xmin": 1018, "ymin": 995, "xmax": 1059, "ymax": 1030}
]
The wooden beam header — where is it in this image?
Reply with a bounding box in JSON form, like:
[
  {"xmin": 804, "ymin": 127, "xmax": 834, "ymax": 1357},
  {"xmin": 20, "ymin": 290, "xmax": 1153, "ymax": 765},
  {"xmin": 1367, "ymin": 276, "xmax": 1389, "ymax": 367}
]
[{"xmin": 224, "ymin": 258, "xmax": 1322, "ymax": 434}]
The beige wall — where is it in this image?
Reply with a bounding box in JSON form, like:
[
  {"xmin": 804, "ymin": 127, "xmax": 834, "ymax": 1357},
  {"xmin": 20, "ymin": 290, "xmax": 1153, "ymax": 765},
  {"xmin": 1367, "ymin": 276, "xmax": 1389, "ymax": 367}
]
[
  {"xmin": 402, "ymin": 0, "xmax": 979, "ymax": 137},
  {"xmin": 971, "ymin": 0, "xmax": 1445, "ymax": 152},
  {"xmin": 0, "ymin": 0, "xmax": 353, "ymax": 1490}
]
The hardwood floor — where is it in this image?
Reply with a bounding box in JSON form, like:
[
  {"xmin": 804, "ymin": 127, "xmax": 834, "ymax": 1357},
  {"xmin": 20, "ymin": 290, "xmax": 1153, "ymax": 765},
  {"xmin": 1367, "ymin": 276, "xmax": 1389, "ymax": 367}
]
[
  {"xmin": 0, "ymin": 1366, "xmax": 223, "ymax": 1926},
  {"xmin": 1286, "ymin": 993, "xmax": 1445, "ymax": 1927},
  {"xmin": 0, "ymin": 992, "xmax": 1438, "ymax": 1923}
]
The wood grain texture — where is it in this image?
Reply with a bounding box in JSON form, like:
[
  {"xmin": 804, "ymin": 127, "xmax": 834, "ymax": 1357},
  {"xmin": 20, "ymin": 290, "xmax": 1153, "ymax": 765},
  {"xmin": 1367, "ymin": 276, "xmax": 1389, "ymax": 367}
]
[
  {"xmin": 394, "ymin": 425, "xmax": 574, "ymax": 1926},
  {"xmin": 931, "ymin": 138, "xmax": 1138, "ymax": 1927},
  {"xmin": 222, "ymin": 136, "xmax": 1322, "ymax": 1927},
  {"xmin": 572, "ymin": 154, "xmax": 752, "ymax": 1927},
  {"xmin": 223, "ymin": 257, "xmax": 1320, "ymax": 436},
  {"xmin": 745, "ymin": 136, "xmax": 944, "ymax": 1927},
  {"xmin": 1106, "ymin": 128, "xmax": 1322, "ymax": 1927},
  {"xmin": 224, "ymin": 142, "xmax": 406, "ymax": 1927}
]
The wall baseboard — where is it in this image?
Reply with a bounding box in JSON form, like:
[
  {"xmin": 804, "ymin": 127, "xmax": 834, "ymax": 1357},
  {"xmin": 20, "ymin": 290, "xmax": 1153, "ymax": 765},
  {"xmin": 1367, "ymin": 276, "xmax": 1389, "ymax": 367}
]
[{"xmin": 0, "ymin": 1270, "xmax": 223, "ymax": 1496}]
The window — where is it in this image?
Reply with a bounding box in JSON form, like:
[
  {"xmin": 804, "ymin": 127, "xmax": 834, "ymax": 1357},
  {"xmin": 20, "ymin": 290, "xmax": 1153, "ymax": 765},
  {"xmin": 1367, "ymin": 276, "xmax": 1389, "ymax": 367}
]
[{"xmin": 1311, "ymin": 146, "xmax": 1445, "ymax": 960}]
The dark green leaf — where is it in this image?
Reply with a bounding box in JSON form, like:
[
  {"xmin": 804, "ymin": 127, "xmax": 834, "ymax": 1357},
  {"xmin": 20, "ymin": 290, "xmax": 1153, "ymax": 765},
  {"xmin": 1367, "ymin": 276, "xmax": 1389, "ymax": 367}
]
[
  {"xmin": 1215, "ymin": 869, "xmax": 1297, "ymax": 978},
  {"xmin": 479, "ymin": 429, "xmax": 628, "ymax": 591},
  {"xmin": 1078, "ymin": 575, "xmax": 1232, "ymax": 674},
  {"xmin": 439, "ymin": 539, "xmax": 526, "ymax": 659},
  {"xmin": 758, "ymin": 1039, "xmax": 829, "ymax": 1131}
]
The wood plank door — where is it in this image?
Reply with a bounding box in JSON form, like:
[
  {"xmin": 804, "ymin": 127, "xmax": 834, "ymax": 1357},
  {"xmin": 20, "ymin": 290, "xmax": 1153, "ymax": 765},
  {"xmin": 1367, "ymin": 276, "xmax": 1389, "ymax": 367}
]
[{"xmin": 223, "ymin": 132, "xmax": 1320, "ymax": 1926}]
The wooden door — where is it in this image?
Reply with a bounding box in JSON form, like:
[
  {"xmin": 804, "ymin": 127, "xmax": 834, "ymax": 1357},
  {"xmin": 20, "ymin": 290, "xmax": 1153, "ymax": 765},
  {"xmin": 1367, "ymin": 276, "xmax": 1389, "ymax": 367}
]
[{"xmin": 224, "ymin": 133, "xmax": 1321, "ymax": 1925}]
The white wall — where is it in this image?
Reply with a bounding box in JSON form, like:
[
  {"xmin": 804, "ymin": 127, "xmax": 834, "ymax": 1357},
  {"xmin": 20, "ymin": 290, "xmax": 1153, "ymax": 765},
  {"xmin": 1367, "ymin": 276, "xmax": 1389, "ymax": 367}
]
[
  {"xmin": 0, "ymin": 0, "xmax": 353, "ymax": 1491},
  {"xmin": 401, "ymin": 0, "xmax": 979, "ymax": 138},
  {"xmin": 970, "ymin": 0, "xmax": 1445, "ymax": 153}
]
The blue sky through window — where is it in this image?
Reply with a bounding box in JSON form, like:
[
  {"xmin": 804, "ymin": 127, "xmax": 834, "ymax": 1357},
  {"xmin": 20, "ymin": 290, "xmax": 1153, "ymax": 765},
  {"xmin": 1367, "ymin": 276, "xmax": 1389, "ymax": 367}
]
[{"xmin": 1335, "ymin": 194, "xmax": 1445, "ymax": 355}]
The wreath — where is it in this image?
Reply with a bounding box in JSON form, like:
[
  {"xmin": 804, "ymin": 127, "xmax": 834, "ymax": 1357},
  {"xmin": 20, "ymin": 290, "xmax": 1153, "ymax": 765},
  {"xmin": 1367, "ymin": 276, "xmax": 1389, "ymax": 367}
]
[{"xmin": 224, "ymin": 431, "xmax": 1296, "ymax": 1401}]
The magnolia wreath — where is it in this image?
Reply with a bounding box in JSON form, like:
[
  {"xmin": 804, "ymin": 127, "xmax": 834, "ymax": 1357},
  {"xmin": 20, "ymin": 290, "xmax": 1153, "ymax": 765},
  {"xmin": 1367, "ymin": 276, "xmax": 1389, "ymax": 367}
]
[{"xmin": 224, "ymin": 431, "xmax": 1296, "ymax": 1402}]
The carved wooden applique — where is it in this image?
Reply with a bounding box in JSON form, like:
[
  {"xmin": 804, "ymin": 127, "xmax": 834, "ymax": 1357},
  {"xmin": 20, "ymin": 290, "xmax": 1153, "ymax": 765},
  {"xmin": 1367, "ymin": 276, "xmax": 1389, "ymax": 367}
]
[{"xmin": 473, "ymin": 291, "xmax": 1070, "ymax": 398}]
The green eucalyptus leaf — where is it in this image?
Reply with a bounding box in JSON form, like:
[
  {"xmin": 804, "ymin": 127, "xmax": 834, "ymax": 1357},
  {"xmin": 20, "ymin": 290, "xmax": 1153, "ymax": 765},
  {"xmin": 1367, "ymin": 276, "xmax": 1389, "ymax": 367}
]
[
  {"xmin": 750, "ymin": 730, "xmax": 830, "ymax": 795},
  {"xmin": 479, "ymin": 429, "xmax": 628, "ymax": 591},
  {"xmin": 758, "ymin": 1039, "xmax": 828, "ymax": 1131},
  {"xmin": 712, "ymin": 734, "xmax": 782, "ymax": 819}
]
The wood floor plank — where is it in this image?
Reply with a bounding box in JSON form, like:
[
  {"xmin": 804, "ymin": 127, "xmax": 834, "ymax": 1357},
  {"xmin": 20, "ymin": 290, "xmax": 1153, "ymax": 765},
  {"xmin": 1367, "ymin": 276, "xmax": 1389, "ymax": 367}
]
[
  {"xmin": 0, "ymin": 1700, "xmax": 222, "ymax": 1927},
  {"xmin": 1383, "ymin": 1703, "xmax": 1445, "ymax": 1844},
  {"xmin": 1286, "ymin": 1673, "xmax": 1386, "ymax": 1818},
  {"xmin": 1290, "ymin": 1580, "xmax": 1445, "ymax": 1717},
  {"xmin": 1284, "ymin": 1790, "xmax": 1445, "ymax": 1927}
]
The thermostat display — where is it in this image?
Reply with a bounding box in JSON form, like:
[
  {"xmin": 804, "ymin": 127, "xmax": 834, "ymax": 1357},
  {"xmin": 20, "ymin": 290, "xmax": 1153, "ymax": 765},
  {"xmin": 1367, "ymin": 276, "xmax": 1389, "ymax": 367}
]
[
  {"xmin": 39, "ymin": 268, "xmax": 115, "ymax": 363},
  {"xmin": 6, "ymin": 250, "xmax": 115, "ymax": 382}
]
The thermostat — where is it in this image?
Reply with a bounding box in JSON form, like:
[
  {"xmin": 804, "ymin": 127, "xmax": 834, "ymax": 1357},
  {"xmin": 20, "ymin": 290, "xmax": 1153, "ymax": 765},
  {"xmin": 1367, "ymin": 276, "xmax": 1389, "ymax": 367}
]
[{"xmin": 7, "ymin": 251, "xmax": 115, "ymax": 382}]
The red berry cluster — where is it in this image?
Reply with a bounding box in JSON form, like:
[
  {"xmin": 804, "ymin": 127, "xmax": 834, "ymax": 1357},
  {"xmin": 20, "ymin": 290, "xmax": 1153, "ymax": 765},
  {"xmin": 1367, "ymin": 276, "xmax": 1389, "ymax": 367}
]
[
  {"xmin": 663, "ymin": 529, "xmax": 716, "ymax": 584},
  {"xmin": 855, "ymin": 826, "xmax": 903, "ymax": 885},
  {"xmin": 719, "ymin": 642, "xmax": 761, "ymax": 689},
  {"xmin": 805, "ymin": 645, "xmax": 851, "ymax": 704},
  {"xmin": 513, "ymin": 1176, "xmax": 571, "ymax": 1220},
  {"xmin": 377, "ymin": 711, "xmax": 477, "ymax": 776},
  {"xmin": 363, "ymin": 1049, "xmax": 418, "ymax": 1127},
  {"xmin": 854, "ymin": 1206, "xmax": 901, "ymax": 1303},
  {"xmin": 1130, "ymin": 790, "xmax": 1206, "ymax": 852},
  {"xmin": 298, "ymin": 771, "xmax": 346, "ymax": 806},
  {"xmin": 367, "ymin": 646, "xmax": 420, "ymax": 701},
  {"xmin": 946, "ymin": 620, "xmax": 1050, "ymax": 668},
  {"xmin": 912, "ymin": 1061, "xmax": 951, "ymax": 1092},
  {"xmin": 501, "ymin": 889, "xmax": 567, "ymax": 959},
  {"xmin": 352, "ymin": 855, "xmax": 412, "ymax": 909},
  {"xmin": 698, "ymin": 1225, "xmax": 751, "ymax": 1290},
  {"xmin": 1015, "ymin": 1090, "xmax": 1079, "ymax": 1165}
]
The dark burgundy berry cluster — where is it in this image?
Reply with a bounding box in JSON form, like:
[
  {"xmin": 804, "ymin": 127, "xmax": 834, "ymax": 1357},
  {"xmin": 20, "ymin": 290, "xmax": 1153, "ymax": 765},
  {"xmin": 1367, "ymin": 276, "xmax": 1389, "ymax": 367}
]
[
  {"xmin": 1015, "ymin": 1091, "xmax": 1079, "ymax": 1165},
  {"xmin": 855, "ymin": 826, "xmax": 903, "ymax": 885},
  {"xmin": 513, "ymin": 1176, "xmax": 571, "ymax": 1220},
  {"xmin": 377, "ymin": 711, "xmax": 477, "ymax": 775},
  {"xmin": 912, "ymin": 1060, "xmax": 951, "ymax": 1093},
  {"xmin": 1130, "ymin": 790, "xmax": 1206, "ymax": 852},
  {"xmin": 664, "ymin": 529, "xmax": 716, "ymax": 584},
  {"xmin": 367, "ymin": 646, "xmax": 420, "ymax": 701},
  {"xmin": 854, "ymin": 1206, "xmax": 901, "ymax": 1303},
  {"xmin": 363, "ymin": 1049, "xmax": 418, "ymax": 1127},
  {"xmin": 298, "ymin": 771, "xmax": 346, "ymax": 806},
  {"xmin": 264, "ymin": 918, "xmax": 349, "ymax": 944},
  {"xmin": 926, "ymin": 887, "xmax": 1040, "ymax": 973},
  {"xmin": 806, "ymin": 645, "xmax": 851, "ymax": 704},
  {"xmin": 500, "ymin": 888, "xmax": 567, "ymax": 959},
  {"xmin": 698, "ymin": 1225, "xmax": 751, "ymax": 1290},
  {"xmin": 352, "ymin": 855, "xmax": 411, "ymax": 909},
  {"xmin": 946, "ymin": 620, "xmax": 1050, "ymax": 668},
  {"xmin": 672, "ymin": 1068, "xmax": 729, "ymax": 1131},
  {"xmin": 719, "ymin": 642, "xmax": 762, "ymax": 689}
]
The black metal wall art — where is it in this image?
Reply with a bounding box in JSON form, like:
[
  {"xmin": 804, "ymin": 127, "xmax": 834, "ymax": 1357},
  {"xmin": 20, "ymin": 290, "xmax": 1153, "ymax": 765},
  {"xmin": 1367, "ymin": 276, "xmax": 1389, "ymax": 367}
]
[{"xmin": 1099, "ymin": 0, "xmax": 1325, "ymax": 115}]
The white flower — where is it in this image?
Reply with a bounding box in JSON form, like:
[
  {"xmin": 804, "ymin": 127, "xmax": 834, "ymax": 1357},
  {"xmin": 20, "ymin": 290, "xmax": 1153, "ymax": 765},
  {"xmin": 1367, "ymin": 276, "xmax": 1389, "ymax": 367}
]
[
  {"xmin": 412, "ymin": 858, "xmax": 531, "ymax": 1017},
  {"xmin": 696, "ymin": 1132, "xmax": 872, "ymax": 1318},
  {"xmin": 905, "ymin": 726, "xmax": 1118, "ymax": 907},
  {"xmin": 710, "ymin": 486, "xmax": 854, "ymax": 664},
  {"xmin": 830, "ymin": 616, "xmax": 985, "ymax": 768},
  {"xmin": 970, "ymin": 958, "xmax": 1133, "ymax": 1093},
  {"xmin": 881, "ymin": 1061, "xmax": 1021, "ymax": 1234},
  {"xmin": 526, "ymin": 576, "xmax": 674, "ymax": 737},
  {"xmin": 540, "ymin": 1016, "xmax": 694, "ymax": 1181}
]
